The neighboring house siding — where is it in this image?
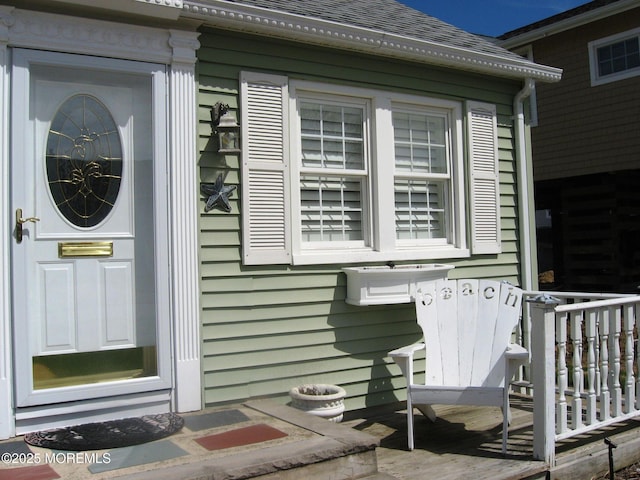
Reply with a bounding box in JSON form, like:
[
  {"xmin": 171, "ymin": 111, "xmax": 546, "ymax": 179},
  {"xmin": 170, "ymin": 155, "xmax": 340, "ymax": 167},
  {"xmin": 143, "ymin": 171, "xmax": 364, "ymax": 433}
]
[
  {"xmin": 530, "ymin": 8, "xmax": 640, "ymax": 182},
  {"xmin": 197, "ymin": 29, "xmax": 524, "ymax": 410}
]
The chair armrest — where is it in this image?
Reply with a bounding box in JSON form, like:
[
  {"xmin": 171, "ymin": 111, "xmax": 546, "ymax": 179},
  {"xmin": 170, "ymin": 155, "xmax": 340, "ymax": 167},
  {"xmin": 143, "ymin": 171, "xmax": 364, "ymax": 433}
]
[
  {"xmin": 389, "ymin": 343, "xmax": 424, "ymax": 383},
  {"xmin": 389, "ymin": 342, "xmax": 425, "ymax": 359},
  {"xmin": 505, "ymin": 343, "xmax": 528, "ymax": 362},
  {"xmin": 505, "ymin": 343, "xmax": 529, "ymax": 385}
]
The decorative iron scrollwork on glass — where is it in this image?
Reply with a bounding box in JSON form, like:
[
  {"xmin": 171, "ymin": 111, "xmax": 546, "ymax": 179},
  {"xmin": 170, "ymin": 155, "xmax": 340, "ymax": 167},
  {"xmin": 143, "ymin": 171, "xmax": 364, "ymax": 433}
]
[{"xmin": 46, "ymin": 94, "xmax": 122, "ymax": 228}]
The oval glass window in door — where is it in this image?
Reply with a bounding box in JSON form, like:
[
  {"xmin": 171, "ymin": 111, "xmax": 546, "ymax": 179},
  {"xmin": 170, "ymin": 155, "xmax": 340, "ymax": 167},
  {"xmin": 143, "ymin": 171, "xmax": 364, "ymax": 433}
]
[{"xmin": 46, "ymin": 94, "xmax": 123, "ymax": 228}]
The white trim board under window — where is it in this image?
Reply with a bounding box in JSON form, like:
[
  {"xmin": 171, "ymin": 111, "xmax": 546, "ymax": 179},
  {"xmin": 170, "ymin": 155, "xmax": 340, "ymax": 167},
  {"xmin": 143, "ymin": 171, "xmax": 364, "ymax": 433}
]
[
  {"xmin": 240, "ymin": 72, "xmax": 501, "ymax": 266},
  {"xmin": 589, "ymin": 27, "xmax": 640, "ymax": 86}
]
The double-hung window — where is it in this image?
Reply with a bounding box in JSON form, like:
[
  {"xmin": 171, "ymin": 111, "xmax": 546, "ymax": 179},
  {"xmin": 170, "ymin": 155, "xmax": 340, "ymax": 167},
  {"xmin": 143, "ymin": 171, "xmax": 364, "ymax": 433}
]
[
  {"xmin": 589, "ymin": 28, "xmax": 640, "ymax": 86},
  {"xmin": 393, "ymin": 108, "xmax": 451, "ymax": 244},
  {"xmin": 298, "ymin": 97, "xmax": 369, "ymax": 247},
  {"xmin": 240, "ymin": 72, "xmax": 500, "ymax": 266}
]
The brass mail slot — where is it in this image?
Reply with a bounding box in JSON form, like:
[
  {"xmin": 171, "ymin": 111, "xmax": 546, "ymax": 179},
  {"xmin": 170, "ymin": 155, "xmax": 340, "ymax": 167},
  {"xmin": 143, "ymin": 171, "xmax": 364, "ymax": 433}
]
[{"xmin": 58, "ymin": 241, "xmax": 113, "ymax": 258}]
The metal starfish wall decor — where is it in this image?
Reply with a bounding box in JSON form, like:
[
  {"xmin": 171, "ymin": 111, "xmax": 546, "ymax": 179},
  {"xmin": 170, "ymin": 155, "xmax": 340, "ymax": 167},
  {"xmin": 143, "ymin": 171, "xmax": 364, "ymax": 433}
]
[{"xmin": 201, "ymin": 174, "xmax": 237, "ymax": 213}]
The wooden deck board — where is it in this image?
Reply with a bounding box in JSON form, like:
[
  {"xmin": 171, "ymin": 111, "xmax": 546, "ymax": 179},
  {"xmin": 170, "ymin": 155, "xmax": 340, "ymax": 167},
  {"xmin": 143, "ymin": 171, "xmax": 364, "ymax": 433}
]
[{"xmin": 344, "ymin": 394, "xmax": 640, "ymax": 480}]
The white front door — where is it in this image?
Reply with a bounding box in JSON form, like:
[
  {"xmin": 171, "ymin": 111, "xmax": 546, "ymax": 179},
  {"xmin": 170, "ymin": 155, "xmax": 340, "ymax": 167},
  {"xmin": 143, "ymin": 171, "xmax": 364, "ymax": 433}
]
[{"xmin": 11, "ymin": 49, "xmax": 172, "ymax": 408}]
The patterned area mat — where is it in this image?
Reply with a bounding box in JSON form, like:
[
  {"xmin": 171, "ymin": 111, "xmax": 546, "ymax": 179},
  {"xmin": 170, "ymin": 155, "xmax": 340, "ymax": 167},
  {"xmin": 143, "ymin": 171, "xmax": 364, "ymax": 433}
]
[{"xmin": 24, "ymin": 413, "xmax": 184, "ymax": 451}]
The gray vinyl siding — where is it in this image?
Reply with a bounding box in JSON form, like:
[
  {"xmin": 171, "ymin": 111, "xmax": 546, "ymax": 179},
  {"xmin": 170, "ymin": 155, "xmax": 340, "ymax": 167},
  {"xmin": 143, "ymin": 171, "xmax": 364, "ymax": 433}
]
[
  {"xmin": 197, "ymin": 28, "xmax": 524, "ymax": 410},
  {"xmin": 529, "ymin": 8, "xmax": 640, "ymax": 182}
]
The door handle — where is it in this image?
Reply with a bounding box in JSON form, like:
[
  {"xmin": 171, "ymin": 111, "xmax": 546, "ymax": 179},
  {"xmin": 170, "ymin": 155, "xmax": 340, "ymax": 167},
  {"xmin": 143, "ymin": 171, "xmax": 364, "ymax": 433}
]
[{"xmin": 16, "ymin": 208, "xmax": 40, "ymax": 243}]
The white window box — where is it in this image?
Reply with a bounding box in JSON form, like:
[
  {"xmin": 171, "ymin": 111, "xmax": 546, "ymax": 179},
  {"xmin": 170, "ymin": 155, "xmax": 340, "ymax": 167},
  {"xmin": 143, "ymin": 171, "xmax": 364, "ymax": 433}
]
[{"xmin": 342, "ymin": 263, "xmax": 454, "ymax": 306}]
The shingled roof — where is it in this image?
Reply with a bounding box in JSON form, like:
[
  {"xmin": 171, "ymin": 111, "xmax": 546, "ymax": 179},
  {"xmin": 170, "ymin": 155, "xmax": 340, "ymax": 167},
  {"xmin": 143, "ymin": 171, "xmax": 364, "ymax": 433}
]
[
  {"xmin": 226, "ymin": 0, "xmax": 515, "ymax": 58},
  {"xmin": 498, "ymin": 0, "xmax": 638, "ymax": 48},
  {"xmin": 499, "ymin": 0, "xmax": 622, "ymax": 40},
  {"xmin": 182, "ymin": 0, "xmax": 562, "ymax": 81}
]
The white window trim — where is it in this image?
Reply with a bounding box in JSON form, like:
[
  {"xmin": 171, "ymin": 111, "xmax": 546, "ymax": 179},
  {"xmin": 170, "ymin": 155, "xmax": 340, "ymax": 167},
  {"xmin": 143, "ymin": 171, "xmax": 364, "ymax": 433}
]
[
  {"xmin": 241, "ymin": 71, "xmax": 501, "ymax": 266},
  {"xmin": 288, "ymin": 80, "xmax": 468, "ymax": 265},
  {"xmin": 390, "ymin": 101, "xmax": 462, "ymax": 249},
  {"xmin": 589, "ymin": 27, "xmax": 640, "ymax": 86},
  {"xmin": 293, "ymin": 91, "xmax": 372, "ymax": 251}
]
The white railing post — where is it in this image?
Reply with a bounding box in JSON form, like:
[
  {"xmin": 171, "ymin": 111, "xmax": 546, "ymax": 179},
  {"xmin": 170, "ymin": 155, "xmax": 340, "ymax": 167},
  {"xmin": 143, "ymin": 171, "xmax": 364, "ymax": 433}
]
[{"xmin": 529, "ymin": 294, "xmax": 560, "ymax": 465}]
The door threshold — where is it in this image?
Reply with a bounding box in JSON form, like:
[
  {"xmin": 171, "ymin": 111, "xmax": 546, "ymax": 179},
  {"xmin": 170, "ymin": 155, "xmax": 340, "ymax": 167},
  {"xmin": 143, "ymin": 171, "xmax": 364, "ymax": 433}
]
[{"xmin": 14, "ymin": 389, "xmax": 172, "ymax": 436}]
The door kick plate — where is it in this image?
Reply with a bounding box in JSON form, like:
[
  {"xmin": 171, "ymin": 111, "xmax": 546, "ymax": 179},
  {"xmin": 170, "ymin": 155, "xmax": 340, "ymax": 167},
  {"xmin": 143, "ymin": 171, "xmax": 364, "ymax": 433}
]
[{"xmin": 58, "ymin": 241, "xmax": 113, "ymax": 258}]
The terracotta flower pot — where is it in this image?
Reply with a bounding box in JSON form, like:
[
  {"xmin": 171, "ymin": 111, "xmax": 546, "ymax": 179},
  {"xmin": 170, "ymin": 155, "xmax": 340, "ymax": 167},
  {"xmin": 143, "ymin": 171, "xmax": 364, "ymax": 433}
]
[{"xmin": 289, "ymin": 384, "xmax": 346, "ymax": 422}]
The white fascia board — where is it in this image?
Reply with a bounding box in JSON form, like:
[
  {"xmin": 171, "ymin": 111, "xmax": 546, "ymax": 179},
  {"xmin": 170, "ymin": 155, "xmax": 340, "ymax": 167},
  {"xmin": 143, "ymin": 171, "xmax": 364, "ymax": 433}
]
[
  {"xmin": 182, "ymin": 0, "xmax": 562, "ymax": 82},
  {"xmin": 500, "ymin": 0, "xmax": 640, "ymax": 50},
  {"xmin": 47, "ymin": 0, "xmax": 183, "ymax": 20}
]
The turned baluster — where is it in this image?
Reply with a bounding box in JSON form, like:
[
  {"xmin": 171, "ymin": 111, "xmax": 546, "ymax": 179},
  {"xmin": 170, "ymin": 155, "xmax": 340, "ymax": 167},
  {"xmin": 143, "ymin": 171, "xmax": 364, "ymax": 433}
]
[
  {"xmin": 599, "ymin": 308, "xmax": 610, "ymax": 421},
  {"xmin": 570, "ymin": 311, "xmax": 583, "ymax": 429},
  {"xmin": 586, "ymin": 309, "xmax": 598, "ymax": 424},
  {"xmin": 556, "ymin": 312, "xmax": 568, "ymax": 433}
]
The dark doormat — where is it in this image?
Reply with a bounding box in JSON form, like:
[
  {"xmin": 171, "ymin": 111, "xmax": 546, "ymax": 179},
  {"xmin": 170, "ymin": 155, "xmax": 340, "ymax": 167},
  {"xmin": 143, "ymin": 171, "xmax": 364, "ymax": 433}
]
[{"xmin": 24, "ymin": 412, "xmax": 184, "ymax": 451}]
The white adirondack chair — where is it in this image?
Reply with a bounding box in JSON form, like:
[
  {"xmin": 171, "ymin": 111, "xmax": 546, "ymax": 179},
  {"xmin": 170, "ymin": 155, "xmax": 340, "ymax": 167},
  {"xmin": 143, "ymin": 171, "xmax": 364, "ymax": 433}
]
[{"xmin": 389, "ymin": 278, "xmax": 529, "ymax": 453}]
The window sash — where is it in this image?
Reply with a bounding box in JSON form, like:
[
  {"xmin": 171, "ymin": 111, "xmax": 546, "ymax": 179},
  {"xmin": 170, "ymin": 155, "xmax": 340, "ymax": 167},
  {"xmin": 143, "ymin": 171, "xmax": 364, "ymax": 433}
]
[
  {"xmin": 300, "ymin": 174, "xmax": 366, "ymax": 244},
  {"xmin": 298, "ymin": 96, "xmax": 369, "ymax": 247},
  {"xmin": 393, "ymin": 111, "xmax": 449, "ymax": 175},
  {"xmin": 394, "ymin": 178, "xmax": 448, "ymax": 241},
  {"xmin": 300, "ymin": 102, "xmax": 365, "ymax": 170},
  {"xmin": 589, "ymin": 28, "xmax": 640, "ymax": 86},
  {"xmin": 392, "ymin": 108, "xmax": 452, "ymax": 243},
  {"xmin": 597, "ymin": 37, "xmax": 640, "ymax": 77},
  {"xmin": 268, "ymin": 78, "xmax": 484, "ymax": 265}
]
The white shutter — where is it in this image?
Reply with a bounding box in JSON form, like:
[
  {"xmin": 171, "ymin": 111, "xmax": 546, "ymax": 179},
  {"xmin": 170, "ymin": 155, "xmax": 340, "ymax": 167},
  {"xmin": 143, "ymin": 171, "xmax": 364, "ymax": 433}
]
[
  {"xmin": 240, "ymin": 72, "xmax": 291, "ymax": 265},
  {"xmin": 467, "ymin": 101, "xmax": 501, "ymax": 254}
]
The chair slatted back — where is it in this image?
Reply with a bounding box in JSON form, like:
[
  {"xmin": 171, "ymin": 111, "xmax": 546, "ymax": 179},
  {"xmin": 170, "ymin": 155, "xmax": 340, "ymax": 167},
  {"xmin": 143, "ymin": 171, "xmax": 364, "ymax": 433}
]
[{"xmin": 415, "ymin": 279, "xmax": 523, "ymax": 387}]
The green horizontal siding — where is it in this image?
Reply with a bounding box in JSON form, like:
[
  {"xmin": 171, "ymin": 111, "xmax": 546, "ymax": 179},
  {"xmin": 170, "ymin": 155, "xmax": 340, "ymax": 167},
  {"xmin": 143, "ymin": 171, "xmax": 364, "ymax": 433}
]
[{"xmin": 197, "ymin": 28, "xmax": 525, "ymax": 411}]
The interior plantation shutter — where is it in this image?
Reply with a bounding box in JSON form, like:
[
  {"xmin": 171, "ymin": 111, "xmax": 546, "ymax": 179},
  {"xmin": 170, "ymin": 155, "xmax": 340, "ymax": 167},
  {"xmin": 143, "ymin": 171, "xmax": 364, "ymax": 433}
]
[
  {"xmin": 240, "ymin": 71, "xmax": 291, "ymax": 265},
  {"xmin": 466, "ymin": 101, "xmax": 501, "ymax": 255}
]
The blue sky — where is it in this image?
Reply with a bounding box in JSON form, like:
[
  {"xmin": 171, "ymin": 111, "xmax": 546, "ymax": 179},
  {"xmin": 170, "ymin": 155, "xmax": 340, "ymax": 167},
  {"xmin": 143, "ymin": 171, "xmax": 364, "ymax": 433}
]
[{"xmin": 397, "ymin": 1, "xmax": 591, "ymax": 37}]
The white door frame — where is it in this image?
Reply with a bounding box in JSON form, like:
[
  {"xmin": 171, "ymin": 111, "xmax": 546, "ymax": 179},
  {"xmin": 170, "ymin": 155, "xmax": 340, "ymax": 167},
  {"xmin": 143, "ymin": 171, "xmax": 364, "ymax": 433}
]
[
  {"xmin": 0, "ymin": 7, "xmax": 202, "ymax": 438},
  {"xmin": 12, "ymin": 49, "xmax": 173, "ymax": 407}
]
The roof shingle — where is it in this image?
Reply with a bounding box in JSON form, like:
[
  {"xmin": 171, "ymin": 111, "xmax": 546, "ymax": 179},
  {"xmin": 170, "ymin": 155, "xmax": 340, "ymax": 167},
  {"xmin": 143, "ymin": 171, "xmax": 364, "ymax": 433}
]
[
  {"xmin": 499, "ymin": 0, "xmax": 622, "ymax": 40},
  {"xmin": 223, "ymin": 0, "xmax": 528, "ymax": 63}
]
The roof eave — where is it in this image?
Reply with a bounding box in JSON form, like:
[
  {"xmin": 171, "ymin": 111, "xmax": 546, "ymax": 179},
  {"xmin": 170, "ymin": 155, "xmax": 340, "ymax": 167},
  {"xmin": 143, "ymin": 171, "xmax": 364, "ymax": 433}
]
[
  {"xmin": 47, "ymin": 0, "xmax": 184, "ymax": 20},
  {"xmin": 499, "ymin": 0, "xmax": 640, "ymax": 49},
  {"xmin": 182, "ymin": 0, "xmax": 562, "ymax": 82}
]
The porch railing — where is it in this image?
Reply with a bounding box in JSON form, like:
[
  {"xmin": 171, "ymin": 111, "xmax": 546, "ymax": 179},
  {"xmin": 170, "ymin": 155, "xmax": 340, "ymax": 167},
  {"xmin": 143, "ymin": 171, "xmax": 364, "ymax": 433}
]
[{"xmin": 522, "ymin": 291, "xmax": 640, "ymax": 465}]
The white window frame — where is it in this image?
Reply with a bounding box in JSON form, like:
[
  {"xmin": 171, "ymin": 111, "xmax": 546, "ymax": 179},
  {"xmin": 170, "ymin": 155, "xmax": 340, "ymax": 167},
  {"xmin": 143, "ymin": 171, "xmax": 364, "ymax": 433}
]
[
  {"xmin": 391, "ymin": 101, "xmax": 458, "ymax": 248},
  {"xmin": 289, "ymin": 80, "xmax": 467, "ymax": 265},
  {"xmin": 294, "ymin": 92, "xmax": 372, "ymax": 250},
  {"xmin": 240, "ymin": 71, "xmax": 501, "ymax": 266},
  {"xmin": 589, "ymin": 27, "xmax": 640, "ymax": 86}
]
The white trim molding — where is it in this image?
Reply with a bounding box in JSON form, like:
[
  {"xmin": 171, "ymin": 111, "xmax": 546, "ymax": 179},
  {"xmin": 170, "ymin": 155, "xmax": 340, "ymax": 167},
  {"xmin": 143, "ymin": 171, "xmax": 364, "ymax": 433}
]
[
  {"xmin": 0, "ymin": 7, "xmax": 202, "ymax": 438},
  {"xmin": 588, "ymin": 27, "xmax": 640, "ymax": 86},
  {"xmin": 168, "ymin": 29, "xmax": 203, "ymax": 412},
  {"xmin": 30, "ymin": 0, "xmax": 561, "ymax": 82},
  {"xmin": 182, "ymin": 0, "xmax": 562, "ymax": 82},
  {"xmin": 48, "ymin": 0, "xmax": 183, "ymax": 20},
  {"xmin": 0, "ymin": 6, "xmax": 15, "ymax": 440},
  {"xmin": 500, "ymin": 0, "xmax": 640, "ymax": 50},
  {"xmin": 6, "ymin": 8, "xmax": 173, "ymax": 63}
]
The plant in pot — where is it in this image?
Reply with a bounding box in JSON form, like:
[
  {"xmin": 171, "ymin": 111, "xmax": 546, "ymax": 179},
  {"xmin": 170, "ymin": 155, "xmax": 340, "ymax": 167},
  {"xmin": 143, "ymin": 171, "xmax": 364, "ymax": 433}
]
[{"xmin": 288, "ymin": 384, "xmax": 346, "ymax": 422}]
